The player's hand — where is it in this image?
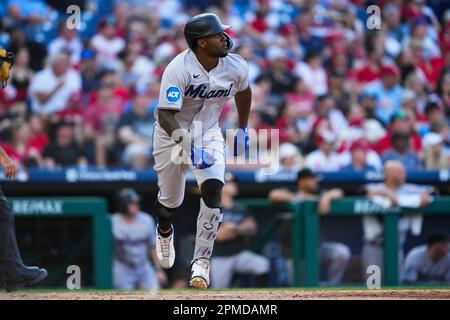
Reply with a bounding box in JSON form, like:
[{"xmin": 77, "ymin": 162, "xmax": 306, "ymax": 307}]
[
  {"xmin": 233, "ymin": 127, "xmax": 249, "ymax": 157},
  {"xmin": 191, "ymin": 146, "xmax": 216, "ymax": 169},
  {"xmin": 420, "ymin": 192, "xmax": 430, "ymax": 207},
  {"xmin": 387, "ymin": 193, "xmax": 398, "ymax": 207},
  {"xmin": 0, "ymin": 155, "xmax": 17, "ymax": 179}
]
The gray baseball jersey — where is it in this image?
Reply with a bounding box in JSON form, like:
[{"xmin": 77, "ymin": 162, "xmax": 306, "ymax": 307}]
[
  {"xmin": 402, "ymin": 245, "xmax": 450, "ymax": 284},
  {"xmin": 111, "ymin": 212, "xmax": 156, "ymax": 267}
]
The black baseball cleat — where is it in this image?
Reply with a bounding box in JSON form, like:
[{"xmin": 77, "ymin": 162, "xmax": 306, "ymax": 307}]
[{"xmin": 5, "ymin": 267, "xmax": 48, "ymax": 292}]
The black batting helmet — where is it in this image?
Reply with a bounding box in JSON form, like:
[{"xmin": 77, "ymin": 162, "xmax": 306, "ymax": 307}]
[
  {"xmin": 184, "ymin": 13, "xmax": 233, "ymax": 50},
  {"xmin": 116, "ymin": 188, "xmax": 140, "ymax": 213}
]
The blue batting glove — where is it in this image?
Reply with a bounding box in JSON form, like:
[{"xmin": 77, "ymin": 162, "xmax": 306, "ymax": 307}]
[
  {"xmin": 233, "ymin": 127, "xmax": 250, "ymax": 157},
  {"xmin": 191, "ymin": 146, "xmax": 216, "ymax": 169}
]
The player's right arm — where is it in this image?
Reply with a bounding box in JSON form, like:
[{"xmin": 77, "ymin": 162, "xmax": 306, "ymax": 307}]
[
  {"xmin": 157, "ymin": 58, "xmax": 215, "ymax": 169},
  {"xmin": 317, "ymin": 189, "xmax": 344, "ymax": 214},
  {"xmin": 0, "ymin": 146, "xmax": 17, "ymax": 178},
  {"xmin": 156, "ymin": 60, "xmax": 192, "ymax": 153},
  {"xmin": 157, "ymin": 109, "xmax": 192, "ymax": 152}
]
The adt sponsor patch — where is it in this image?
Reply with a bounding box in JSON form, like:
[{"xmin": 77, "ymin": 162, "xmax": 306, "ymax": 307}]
[{"xmin": 166, "ymin": 87, "xmax": 182, "ymax": 102}]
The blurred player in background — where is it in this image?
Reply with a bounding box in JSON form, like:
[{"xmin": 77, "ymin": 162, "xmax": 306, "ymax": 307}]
[
  {"xmin": 152, "ymin": 13, "xmax": 251, "ymax": 289},
  {"xmin": 0, "ymin": 48, "xmax": 47, "ymax": 292},
  {"xmin": 112, "ymin": 188, "xmax": 167, "ymax": 290},
  {"xmin": 402, "ymin": 232, "xmax": 450, "ymax": 285},
  {"xmin": 269, "ymin": 168, "xmax": 351, "ymax": 285},
  {"xmin": 363, "ymin": 160, "xmax": 433, "ymax": 281},
  {"xmin": 210, "ymin": 173, "xmax": 269, "ymax": 288}
]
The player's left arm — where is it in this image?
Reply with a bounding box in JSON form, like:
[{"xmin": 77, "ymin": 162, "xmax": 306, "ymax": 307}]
[
  {"xmin": 232, "ymin": 57, "xmax": 252, "ymax": 156},
  {"xmin": 234, "ymin": 85, "xmax": 252, "ymax": 128}
]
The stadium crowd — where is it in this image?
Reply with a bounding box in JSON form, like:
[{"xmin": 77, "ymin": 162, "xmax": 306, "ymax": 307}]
[{"xmin": 0, "ymin": 0, "xmax": 450, "ymax": 173}]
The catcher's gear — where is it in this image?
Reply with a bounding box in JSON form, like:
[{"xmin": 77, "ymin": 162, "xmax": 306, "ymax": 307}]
[
  {"xmin": 184, "ymin": 13, "xmax": 233, "ymax": 51},
  {"xmin": 0, "ymin": 49, "xmax": 14, "ymax": 89}
]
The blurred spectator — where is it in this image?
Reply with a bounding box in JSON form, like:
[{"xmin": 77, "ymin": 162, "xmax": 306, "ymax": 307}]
[
  {"xmin": 283, "ymin": 77, "xmax": 315, "ymax": 147},
  {"xmin": 264, "ymin": 46, "xmax": 295, "ymax": 98},
  {"xmin": 278, "ymin": 142, "xmax": 303, "ymax": 173},
  {"xmin": 429, "ymin": 119, "xmax": 450, "ymax": 157},
  {"xmin": 363, "ymin": 160, "xmax": 433, "ymax": 281},
  {"xmin": 112, "ymin": 188, "xmax": 167, "ymax": 290},
  {"xmin": 28, "ymin": 115, "xmax": 49, "ymax": 155},
  {"xmin": 269, "ymin": 168, "xmax": 350, "ymax": 285},
  {"xmin": 339, "ymin": 139, "xmax": 382, "ymax": 173},
  {"xmin": 6, "ymin": 26, "xmax": 47, "ymax": 71},
  {"xmin": 117, "ymin": 41, "xmax": 155, "ymax": 90},
  {"xmin": 315, "ymin": 94, "xmax": 348, "ymax": 139},
  {"xmin": 235, "ymin": 43, "xmax": 262, "ymax": 84},
  {"xmin": 401, "ymin": 89, "xmax": 424, "ymax": 126},
  {"xmin": 295, "ymin": 10, "xmax": 325, "ymax": 57},
  {"xmin": 82, "ymin": 74, "xmax": 127, "ymax": 167},
  {"xmin": 305, "ymin": 130, "xmax": 340, "ymax": 172},
  {"xmin": 359, "ymin": 92, "xmax": 384, "ymax": 125},
  {"xmin": 91, "ymin": 17, "xmax": 126, "ymax": 70},
  {"xmin": 436, "ymin": 70, "xmax": 450, "ymax": 120},
  {"xmin": 211, "ymin": 173, "xmax": 269, "ymax": 288},
  {"xmin": 355, "ymin": 37, "xmax": 383, "ymax": 85},
  {"xmin": 402, "ymin": 18, "xmax": 441, "ymax": 62},
  {"xmin": 328, "ymin": 69, "xmax": 351, "ymax": 114},
  {"xmin": 402, "ymin": 232, "xmax": 450, "ymax": 285},
  {"xmin": 410, "ymin": 39, "xmax": 443, "ymax": 89},
  {"xmin": 381, "ymin": 130, "xmax": 423, "ymax": 170},
  {"xmin": 0, "ymin": 122, "xmax": 42, "ymax": 169},
  {"xmin": 47, "ymin": 22, "xmax": 83, "ymax": 65},
  {"xmin": 7, "ymin": 46, "xmax": 33, "ymax": 106},
  {"xmin": 117, "ymin": 93, "xmax": 154, "ymax": 169},
  {"xmin": 422, "ymin": 132, "xmax": 449, "ymax": 169},
  {"xmin": 375, "ymin": 112, "xmax": 422, "ymax": 154},
  {"xmin": 79, "ymin": 48, "xmax": 99, "ymax": 101},
  {"xmin": 295, "ymin": 51, "xmax": 328, "ymax": 96},
  {"xmin": 403, "ymin": 71, "xmax": 428, "ymax": 115},
  {"xmin": 365, "ymin": 64, "xmax": 403, "ymax": 125},
  {"xmin": 29, "ymin": 52, "xmax": 81, "ymax": 115},
  {"xmin": 383, "ymin": 4, "xmax": 404, "ymax": 52},
  {"xmin": 6, "ymin": 0, "xmax": 51, "ymax": 27},
  {"xmin": 43, "ymin": 120, "xmax": 87, "ymax": 168}
]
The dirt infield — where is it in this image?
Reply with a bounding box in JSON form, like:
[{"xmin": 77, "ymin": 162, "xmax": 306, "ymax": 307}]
[{"xmin": 1, "ymin": 289, "xmax": 449, "ymax": 300}]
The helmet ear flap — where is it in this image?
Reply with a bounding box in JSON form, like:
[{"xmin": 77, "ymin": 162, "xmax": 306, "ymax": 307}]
[{"xmin": 223, "ymin": 32, "xmax": 233, "ymax": 50}]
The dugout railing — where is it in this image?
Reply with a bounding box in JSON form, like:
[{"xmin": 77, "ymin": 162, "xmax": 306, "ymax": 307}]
[
  {"xmin": 240, "ymin": 197, "xmax": 450, "ymax": 287},
  {"xmin": 10, "ymin": 197, "xmax": 112, "ymax": 289}
]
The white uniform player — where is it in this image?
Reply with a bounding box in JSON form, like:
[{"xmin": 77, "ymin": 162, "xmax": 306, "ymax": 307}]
[
  {"xmin": 152, "ymin": 13, "xmax": 252, "ymax": 290},
  {"xmin": 112, "ymin": 188, "xmax": 166, "ymax": 290}
]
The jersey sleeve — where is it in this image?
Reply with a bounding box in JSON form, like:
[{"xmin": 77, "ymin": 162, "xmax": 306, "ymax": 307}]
[
  {"xmin": 402, "ymin": 251, "xmax": 419, "ymax": 284},
  {"xmin": 236, "ymin": 56, "xmax": 250, "ymax": 92},
  {"xmin": 157, "ymin": 60, "xmax": 188, "ymax": 111}
]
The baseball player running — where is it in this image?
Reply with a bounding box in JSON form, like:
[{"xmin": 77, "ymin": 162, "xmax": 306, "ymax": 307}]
[{"xmin": 152, "ymin": 13, "xmax": 251, "ymax": 289}]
